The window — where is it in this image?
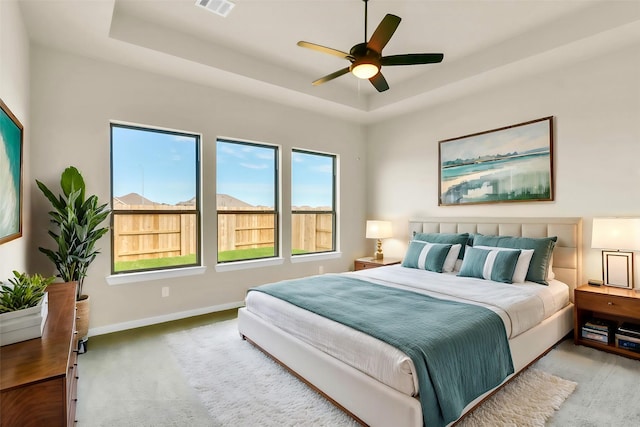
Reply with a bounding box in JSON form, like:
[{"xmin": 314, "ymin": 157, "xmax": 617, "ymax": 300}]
[
  {"xmin": 216, "ymin": 139, "xmax": 279, "ymax": 263},
  {"xmin": 111, "ymin": 124, "xmax": 200, "ymax": 274},
  {"xmin": 291, "ymin": 150, "xmax": 336, "ymax": 255}
]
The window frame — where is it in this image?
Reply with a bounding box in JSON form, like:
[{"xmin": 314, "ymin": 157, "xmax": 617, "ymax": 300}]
[
  {"xmin": 216, "ymin": 138, "xmax": 280, "ymax": 264},
  {"xmin": 110, "ymin": 122, "xmax": 202, "ymax": 275},
  {"xmin": 291, "ymin": 148, "xmax": 337, "ymax": 256}
]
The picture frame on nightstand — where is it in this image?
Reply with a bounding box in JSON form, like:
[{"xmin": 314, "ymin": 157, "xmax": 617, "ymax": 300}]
[{"xmin": 602, "ymin": 250, "xmax": 634, "ymax": 289}]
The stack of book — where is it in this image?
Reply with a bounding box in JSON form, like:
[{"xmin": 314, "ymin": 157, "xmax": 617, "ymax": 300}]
[
  {"xmin": 616, "ymin": 322, "xmax": 640, "ymax": 353},
  {"xmin": 581, "ymin": 318, "xmax": 614, "ymax": 344}
]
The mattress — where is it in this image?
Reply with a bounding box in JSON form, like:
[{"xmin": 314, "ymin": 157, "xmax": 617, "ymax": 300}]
[{"xmin": 244, "ymin": 265, "xmax": 569, "ymax": 396}]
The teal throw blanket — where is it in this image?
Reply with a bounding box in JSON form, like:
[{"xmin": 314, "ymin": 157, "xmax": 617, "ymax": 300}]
[{"xmin": 250, "ymin": 274, "xmax": 514, "ymax": 427}]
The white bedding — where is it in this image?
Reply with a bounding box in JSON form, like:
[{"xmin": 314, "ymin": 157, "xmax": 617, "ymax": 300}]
[{"xmin": 244, "ymin": 265, "xmax": 569, "ymax": 397}]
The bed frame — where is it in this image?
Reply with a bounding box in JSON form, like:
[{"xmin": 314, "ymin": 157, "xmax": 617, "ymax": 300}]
[{"xmin": 238, "ymin": 217, "xmax": 582, "ymax": 426}]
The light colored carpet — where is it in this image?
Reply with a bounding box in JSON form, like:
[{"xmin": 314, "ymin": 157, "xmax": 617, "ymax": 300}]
[
  {"xmin": 165, "ymin": 319, "xmax": 575, "ymax": 426},
  {"xmin": 536, "ymin": 339, "xmax": 640, "ymax": 427},
  {"xmin": 165, "ymin": 319, "xmax": 359, "ymax": 427},
  {"xmin": 459, "ymin": 369, "xmax": 576, "ymax": 427}
]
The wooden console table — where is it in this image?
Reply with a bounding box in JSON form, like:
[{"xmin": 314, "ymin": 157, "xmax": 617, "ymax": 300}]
[{"xmin": 1, "ymin": 282, "xmax": 79, "ymax": 426}]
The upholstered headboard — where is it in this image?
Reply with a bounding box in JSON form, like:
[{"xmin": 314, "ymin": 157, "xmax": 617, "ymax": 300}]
[{"xmin": 408, "ymin": 217, "xmax": 583, "ymax": 296}]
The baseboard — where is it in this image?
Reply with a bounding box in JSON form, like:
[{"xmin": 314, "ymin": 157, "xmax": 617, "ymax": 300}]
[{"xmin": 88, "ymin": 301, "xmax": 245, "ymax": 337}]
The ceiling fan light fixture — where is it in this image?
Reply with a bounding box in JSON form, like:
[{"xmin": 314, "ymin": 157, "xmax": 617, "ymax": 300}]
[
  {"xmin": 351, "ymin": 60, "xmax": 379, "ymax": 79},
  {"xmin": 298, "ymin": 0, "xmax": 443, "ymax": 92}
]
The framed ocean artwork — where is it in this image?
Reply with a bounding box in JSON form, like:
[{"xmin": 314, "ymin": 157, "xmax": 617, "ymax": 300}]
[
  {"xmin": 0, "ymin": 98, "xmax": 24, "ymax": 244},
  {"xmin": 439, "ymin": 117, "xmax": 554, "ymax": 206}
]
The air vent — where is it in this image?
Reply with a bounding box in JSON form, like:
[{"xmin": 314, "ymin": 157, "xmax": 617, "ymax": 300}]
[{"xmin": 195, "ymin": 0, "xmax": 235, "ymax": 18}]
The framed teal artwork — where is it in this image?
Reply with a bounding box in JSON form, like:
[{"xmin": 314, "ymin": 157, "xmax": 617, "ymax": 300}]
[
  {"xmin": 439, "ymin": 116, "xmax": 554, "ymax": 206},
  {"xmin": 0, "ymin": 98, "xmax": 23, "ymax": 244}
]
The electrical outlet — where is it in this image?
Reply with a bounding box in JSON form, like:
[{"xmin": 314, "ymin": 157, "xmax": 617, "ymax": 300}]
[
  {"xmin": 162, "ymin": 287, "xmax": 170, "ymax": 297},
  {"xmin": 319, "ymin": 265, "xmax": 324, "ymax": 274}
]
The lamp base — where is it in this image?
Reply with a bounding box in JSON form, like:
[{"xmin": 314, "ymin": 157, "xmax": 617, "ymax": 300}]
[{"xmin": 374, "ymin": 238, "xmax": 384, "ymax": 260}]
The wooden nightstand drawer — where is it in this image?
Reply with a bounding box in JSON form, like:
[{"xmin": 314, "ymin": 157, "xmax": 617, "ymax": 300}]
[
  {"xmin": 354, "ymin": 257, "xmax": 401, "ymax": 271},
  {"xmin": 575, "ymin": 290, "xmax": 640, "ymax": 318},
  {"xmin": 354, "ymin": 261, "xmax": 375, "ymax": 271}
]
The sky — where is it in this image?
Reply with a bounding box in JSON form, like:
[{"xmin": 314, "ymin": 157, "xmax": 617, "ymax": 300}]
[
  {"xmin": 291, "ymin": 150, "xmax": 334, "ymax": 208},
  {"xmin": 216, "ymin": 140, "xmax": 276, "ymax": 207},
  {"xmin": 112, "ymin": 126, "xmax": 197, "ymax": 205},
  {"xmin": 217, "ymin": 142, "xmax": 334, "ymax": 208},
  {"xmin": 112, "ymin": 127, "xmax": 334, "ymax": 208}
]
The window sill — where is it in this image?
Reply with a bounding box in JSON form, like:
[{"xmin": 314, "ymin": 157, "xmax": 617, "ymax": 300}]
[
  {"xmin": 106, "ymin": 266, "xmax": 207, "ymax": 285},
  {"xmin": 290, "ymin": 251, "xmax": 342, "ymax": 263},
  {"xmin": 215, "ymin": 257, "xmax": 284, "ymax": 272}
]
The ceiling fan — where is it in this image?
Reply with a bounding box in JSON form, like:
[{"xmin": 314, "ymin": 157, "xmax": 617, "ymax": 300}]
[{"xmin": 297, "ymin": 0, "xmax": 444, "ymax": 92}]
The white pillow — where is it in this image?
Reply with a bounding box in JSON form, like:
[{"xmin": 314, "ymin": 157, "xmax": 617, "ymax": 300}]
[
  {"xmin": 442, "ymin": 244, "xmax": 462, "ymax": 273},
  {"xmin": 473, "ymin": 245, "xmax": 534, "ymax": 283}
]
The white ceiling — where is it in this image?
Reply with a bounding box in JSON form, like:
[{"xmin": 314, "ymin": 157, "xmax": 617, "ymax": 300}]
[{"xmin": 18, "ymin": 0, "xmax": 640, "ymax": 123}]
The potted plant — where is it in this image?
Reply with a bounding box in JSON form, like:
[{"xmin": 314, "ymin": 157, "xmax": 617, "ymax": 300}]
[
  {"xmin": 0, "ymin": 271, "xmax": 55, "ymax": 346},
  {"xmin": 37, "ymin": 166, "xmax": 110, "ymax": 352}
]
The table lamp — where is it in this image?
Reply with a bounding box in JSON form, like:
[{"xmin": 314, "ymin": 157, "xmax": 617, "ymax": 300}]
[
  {"xmin": 366, "ymin": 220, "xmax": 392, "ymax": 260},
  {"xmin": 591, "ymin": 217, "xmax": 640, "ymax": 289}
]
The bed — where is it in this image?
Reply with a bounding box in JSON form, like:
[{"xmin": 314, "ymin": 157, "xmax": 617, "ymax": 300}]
[{"xmin": 238, "ymin": 217, "xmax": 582, "ymax": 426}]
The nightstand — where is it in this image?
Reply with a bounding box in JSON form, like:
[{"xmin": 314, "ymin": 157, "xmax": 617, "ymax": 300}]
[
  {"xmin": 574, "ymin": 285, "xmax": 640, "ymax": 360},
  {"xmin": 354, "ymin": 257, "xmax": 402, "ymax": 271}
]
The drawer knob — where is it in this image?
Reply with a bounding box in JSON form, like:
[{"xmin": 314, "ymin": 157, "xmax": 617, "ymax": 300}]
[{"xmin": 607, "ymin": 302, "xmax": 613, "ymax": 305}]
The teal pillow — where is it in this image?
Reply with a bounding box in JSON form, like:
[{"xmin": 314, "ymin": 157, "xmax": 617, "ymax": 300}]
[
  {"xmin": 473, "ymin": 235, "xmax": 557, "ymax": 285},
  {"xmin": 402, "ymin": 241, "xmax": 453, "ymax": 273},
  {"xmin": 413, "ymin": 232, "xmax": 470, "ymax": 260},
  {"xmin": 467, "ymin": 233, "xmax": 479, "ymax": 247},
  {"xmin": 458, "ymin": 247, "xmax": 521, "ymax": 284}
]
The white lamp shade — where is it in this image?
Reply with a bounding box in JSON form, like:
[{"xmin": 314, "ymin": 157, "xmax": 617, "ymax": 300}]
[
  {"xmin": 366, "ymin": 220, "xmax": 392, "ymax": 239},
  {"xmin": 591, "ymin": 218, "xmax": 640, "ymax": 251}
]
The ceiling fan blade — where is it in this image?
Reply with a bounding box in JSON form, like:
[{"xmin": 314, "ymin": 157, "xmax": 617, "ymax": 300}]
[
  {"xmin": 381, "ymin": 53, "xmax": 444, "ymax": 66},
  {"xmin": 312, "ymin": 67, "xmax": 351, "ymax": 86},
  {"xmin": 367, "ymin": 14, "xmax": 401, "ymax": 53},
  {"xmin": 297, "ymin": 41, "xmax": 353, "ymax": 61},
  {"xmin": 369, "ymin": 72, "xmax": 389, "ymax": 92}
]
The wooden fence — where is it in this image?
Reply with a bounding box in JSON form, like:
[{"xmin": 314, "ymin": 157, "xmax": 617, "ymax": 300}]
[
  {"xmin": 292, "ymin": 213, "xmax": 334, "ymax": 253},
  {"xmin": 113, "ymin": 211, "xmax": 197, "ymax": 262},
  {"xmin": 113, "ymin": 209, "xmax": 333, "ymax": 263},
  {"xmin": 217, "ymin": 212, "xmax": 276, "ymax": 251}
]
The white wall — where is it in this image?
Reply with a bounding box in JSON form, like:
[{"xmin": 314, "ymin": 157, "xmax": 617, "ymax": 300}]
[
  {"xmin": 0, "ymin": 0, "xmax": 30, "ymax": 280},
  {"xmin": 29, "ymin": 46, "xmax": 367, "ymax": 332},
  {"xmin": 21, "ymin": 27, "xmax": 640, "ymax": 333},
  {"xmin": 366, "ymin": 42, "xmax": 640, "ymax": 285}
]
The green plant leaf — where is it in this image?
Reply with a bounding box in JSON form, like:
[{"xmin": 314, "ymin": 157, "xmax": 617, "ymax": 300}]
[
  {"xmin": 61, "ymin": 166, "xmax": 85, "ymax": 202},
  {"xmin": 0, "ymin": 271, "xmax": 55, "ymax": 313},
  {"xmin": 37, "ymin": 166, "xmax": 110, "ymax": 299}
]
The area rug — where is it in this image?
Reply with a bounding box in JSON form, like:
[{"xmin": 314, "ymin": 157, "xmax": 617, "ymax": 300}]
[
  {"xmin": 458, "ymin": 368, "xmax": 576, "ymax": 427},
  {"xmin": 165, "ymin": 319, "xmax": 576, "ymax": 426}
]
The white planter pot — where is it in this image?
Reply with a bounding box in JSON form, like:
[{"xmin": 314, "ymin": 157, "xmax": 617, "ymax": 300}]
[{"xmin": 0, "ymin": 292, "xmax": 49, "ymax": 346}]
